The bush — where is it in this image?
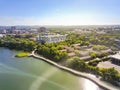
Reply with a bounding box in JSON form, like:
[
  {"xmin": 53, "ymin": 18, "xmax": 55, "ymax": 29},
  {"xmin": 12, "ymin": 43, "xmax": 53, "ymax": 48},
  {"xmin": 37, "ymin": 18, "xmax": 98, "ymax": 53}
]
[
  {"xmin": 89, "ymin": 52, "xmax": 97, "ymax": 58},
  {"xmin": 37, "ymin": 44, "xmax": 68, "ymax": 62},
  {"xmin": 93, "ymin": 45, "xmax": 107, "ymax": 51},
  {"xmin": 88, "ymin": 60, "xmax": 100, "ymax": 66},
  {"xmin": 97, "ymin": 53, "xmax": 108, "ymax": 58},
  {"xmin": 67, "ymin": 56, "xmax": 86, "ymax": 71}
]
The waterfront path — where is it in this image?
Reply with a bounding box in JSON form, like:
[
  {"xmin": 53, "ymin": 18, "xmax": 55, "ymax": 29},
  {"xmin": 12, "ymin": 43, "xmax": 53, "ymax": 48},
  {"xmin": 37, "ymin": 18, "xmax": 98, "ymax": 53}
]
[{"xmin": 30, "ymin": 50, "xmax": 118, "ymax": 90}]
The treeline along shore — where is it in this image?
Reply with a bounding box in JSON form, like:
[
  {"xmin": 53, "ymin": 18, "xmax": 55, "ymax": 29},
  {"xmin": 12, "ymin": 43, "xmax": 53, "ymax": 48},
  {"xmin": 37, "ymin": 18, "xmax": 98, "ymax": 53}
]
[{"xmin": 0, "ymin": 35, "xmax": 120, "ymax": 88}]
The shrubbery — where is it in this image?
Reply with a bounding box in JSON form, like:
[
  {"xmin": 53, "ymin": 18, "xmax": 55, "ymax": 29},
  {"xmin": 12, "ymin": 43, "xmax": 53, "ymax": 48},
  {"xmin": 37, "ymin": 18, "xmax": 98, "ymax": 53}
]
[
  {"xmin": 0, "ymin": 36, "xmax": 36, "ymax": 51},
  {"xmin": 37, "ymin": 43, "xmax": 68, "ymax": 62},
  {"xmin": 93, "ymin": 45, "xmax": 107, "ymax": 51},
  {"xmin": 67, "ymin": 56, "xmax": 120, "ymax": 83}
]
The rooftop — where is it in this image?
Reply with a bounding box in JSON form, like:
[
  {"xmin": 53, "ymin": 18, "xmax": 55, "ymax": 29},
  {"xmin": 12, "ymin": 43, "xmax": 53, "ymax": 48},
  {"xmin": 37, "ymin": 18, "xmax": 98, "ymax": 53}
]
[
  {"xmin": 40, "ymin": 34, "xmax": 67, "ymax": 38},
  {"xmin": 111, "ymin": 52, "xmax": 120, "ymax": 60}
]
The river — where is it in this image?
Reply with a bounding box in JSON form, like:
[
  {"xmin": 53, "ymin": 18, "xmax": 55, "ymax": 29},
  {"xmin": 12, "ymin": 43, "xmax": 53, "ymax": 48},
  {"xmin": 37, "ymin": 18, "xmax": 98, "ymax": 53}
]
[{"xmin": 0, "ymin": 48, "xmax": 119, "ymax": 90}]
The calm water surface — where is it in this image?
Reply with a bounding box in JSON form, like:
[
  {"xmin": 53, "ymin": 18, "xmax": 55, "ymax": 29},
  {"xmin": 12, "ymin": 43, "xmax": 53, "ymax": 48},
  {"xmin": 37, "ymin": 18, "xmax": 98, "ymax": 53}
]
[{"xmin": 0, "ymin": 48, "xmax": 117, "ymax": 90}]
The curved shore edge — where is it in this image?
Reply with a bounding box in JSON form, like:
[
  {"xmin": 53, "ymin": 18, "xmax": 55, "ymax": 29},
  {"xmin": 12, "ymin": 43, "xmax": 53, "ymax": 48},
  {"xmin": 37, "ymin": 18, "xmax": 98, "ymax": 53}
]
[{"xmin": 30, "ymin": 51, "xmax": 117, "ymax": 90}]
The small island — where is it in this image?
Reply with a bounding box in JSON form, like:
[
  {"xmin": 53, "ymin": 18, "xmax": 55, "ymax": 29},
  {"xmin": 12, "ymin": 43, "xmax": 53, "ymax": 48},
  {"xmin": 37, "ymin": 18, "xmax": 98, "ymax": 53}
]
[{"xmin": 15, "ymin": 52, "xmax": 30, "ymax": 57}]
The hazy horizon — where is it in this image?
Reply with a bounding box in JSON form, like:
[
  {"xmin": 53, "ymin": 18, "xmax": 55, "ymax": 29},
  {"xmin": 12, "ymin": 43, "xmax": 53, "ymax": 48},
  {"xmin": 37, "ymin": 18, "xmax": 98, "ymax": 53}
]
[{"xmin": 0, "ymin": 0, "xmax": 120, "ymax": 26}]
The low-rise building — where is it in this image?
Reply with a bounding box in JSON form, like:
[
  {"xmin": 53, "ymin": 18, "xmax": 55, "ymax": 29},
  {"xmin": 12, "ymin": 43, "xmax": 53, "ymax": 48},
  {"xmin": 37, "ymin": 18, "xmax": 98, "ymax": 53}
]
[
  {"xmin": 0, "ymin": 29, "xmax": 7, "ymax": 34},
  {"xmin": 111, "ymin": 52, "xmax": 120, "ymax": 66},
  {"xmin": 37, "ymin": 27, "xmax": 48, "ymax": 33},
  {"xmin": 37, "ymin": 34, "xmax": 67, "ymax": 43},
  {"xmin": 0, "ymin": 34, "xmax": 5, "ymax": 38},
  {"xmin": 115, "ymin": 39, "xmax": 120, "ymax": 48}
]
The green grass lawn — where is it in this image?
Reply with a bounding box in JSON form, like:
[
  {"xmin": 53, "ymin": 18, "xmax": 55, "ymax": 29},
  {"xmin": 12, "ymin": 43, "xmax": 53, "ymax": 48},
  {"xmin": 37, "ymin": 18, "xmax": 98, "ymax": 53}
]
[{"xmin": 15, "ymin": 52, "xmax": 30, "ymax": 57}]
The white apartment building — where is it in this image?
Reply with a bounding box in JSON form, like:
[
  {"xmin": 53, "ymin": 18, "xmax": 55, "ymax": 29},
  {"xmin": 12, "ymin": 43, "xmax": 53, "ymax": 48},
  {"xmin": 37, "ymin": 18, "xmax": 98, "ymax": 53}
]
[{"xmin": 36, "ymin": 34, "xmax": 67, "ymax": 43}]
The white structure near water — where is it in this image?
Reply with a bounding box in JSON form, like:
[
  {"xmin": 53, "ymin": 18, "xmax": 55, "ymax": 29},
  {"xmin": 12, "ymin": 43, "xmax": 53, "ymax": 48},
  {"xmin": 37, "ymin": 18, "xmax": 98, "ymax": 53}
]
[{"xmin": 36, "ymin": 34, "xmax": 67, "ymax": 43}]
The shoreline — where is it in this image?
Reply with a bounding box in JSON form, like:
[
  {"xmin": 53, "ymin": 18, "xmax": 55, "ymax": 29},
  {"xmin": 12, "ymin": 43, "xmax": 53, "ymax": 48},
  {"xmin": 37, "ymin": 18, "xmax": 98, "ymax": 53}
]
[{"xmin": 30, "ymin": 51, "xmax": 117, "ymax": 90}]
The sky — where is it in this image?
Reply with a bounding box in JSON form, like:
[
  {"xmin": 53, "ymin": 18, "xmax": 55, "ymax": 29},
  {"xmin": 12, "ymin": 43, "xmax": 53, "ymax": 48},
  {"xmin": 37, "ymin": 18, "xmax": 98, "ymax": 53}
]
[{"xmin": 0, "ymin": 0, "xmax": 120, "ymax": 25}]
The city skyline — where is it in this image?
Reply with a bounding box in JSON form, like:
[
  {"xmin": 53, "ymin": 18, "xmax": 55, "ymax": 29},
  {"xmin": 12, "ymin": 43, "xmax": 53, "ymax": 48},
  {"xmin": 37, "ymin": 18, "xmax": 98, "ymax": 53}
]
[{"xmin": 0, "ymin": 0, "xmax": 120, "ymax": 25}]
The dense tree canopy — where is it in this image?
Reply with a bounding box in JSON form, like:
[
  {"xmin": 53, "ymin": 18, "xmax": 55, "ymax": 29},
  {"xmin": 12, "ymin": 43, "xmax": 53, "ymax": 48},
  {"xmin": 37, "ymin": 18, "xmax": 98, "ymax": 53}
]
[
  {"xmin": 0, "ymin": 36, "xmax": 36, "ymax": 51},
  {"xmin": 37, "ymin": 43, "xmax": 68, "ymax": 62}
]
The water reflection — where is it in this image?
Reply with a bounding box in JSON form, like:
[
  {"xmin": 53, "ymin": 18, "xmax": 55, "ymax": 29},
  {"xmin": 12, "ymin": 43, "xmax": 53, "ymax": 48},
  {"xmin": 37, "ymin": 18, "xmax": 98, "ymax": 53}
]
[{"xmin": 80, "ymin": 78, "xmax": 101, "ymax": 90}]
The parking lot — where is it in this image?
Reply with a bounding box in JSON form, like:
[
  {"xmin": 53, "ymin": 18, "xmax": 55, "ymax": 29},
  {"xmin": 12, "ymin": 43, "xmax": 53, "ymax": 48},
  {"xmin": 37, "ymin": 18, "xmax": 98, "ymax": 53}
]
[{"xmin": 97, "ymin": 61, "xmax": 120, "ymax": 73}]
